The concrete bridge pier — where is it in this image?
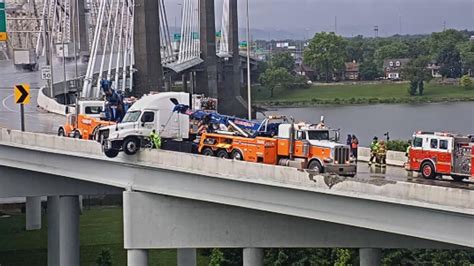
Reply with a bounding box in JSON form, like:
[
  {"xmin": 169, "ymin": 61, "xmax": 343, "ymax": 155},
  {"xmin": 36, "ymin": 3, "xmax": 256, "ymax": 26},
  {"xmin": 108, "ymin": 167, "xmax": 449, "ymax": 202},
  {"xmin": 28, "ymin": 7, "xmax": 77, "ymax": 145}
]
[
  {"xmin": 47, "ymin": 196, "xmax": 80, "ymax": 266},
  {"xmin": 25, "ymin": 196, "xmax": 42, "ymax": 230},
  {"xmin": 127, "ymin": 250, "xmax": 149, "ymax": 266},
  {"xmin": 177, "ymin": 248, "xmax": 197, "ymax": 266},
  {"xmin": 243, "ymin": 248, "xmax": 264, "ymax": 266},
  {"xmin": 360, "ymin": 248, "xmax": 381, "ymax": 266}
]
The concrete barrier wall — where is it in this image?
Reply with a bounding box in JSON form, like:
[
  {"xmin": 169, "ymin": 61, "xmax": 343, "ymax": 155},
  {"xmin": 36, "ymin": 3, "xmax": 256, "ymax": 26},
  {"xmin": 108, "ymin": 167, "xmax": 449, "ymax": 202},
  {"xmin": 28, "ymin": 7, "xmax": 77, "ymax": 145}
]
[
  {"xmin": 1, "ymin": 128, "xmax": 472, "ymax": 213},
  {"xmin": 358, "ymin": 147, "xmax": 406, "ymax": 167},
  {"xmin": 37, "ymin": 87, "xmax": 67, "ymax": 116}
]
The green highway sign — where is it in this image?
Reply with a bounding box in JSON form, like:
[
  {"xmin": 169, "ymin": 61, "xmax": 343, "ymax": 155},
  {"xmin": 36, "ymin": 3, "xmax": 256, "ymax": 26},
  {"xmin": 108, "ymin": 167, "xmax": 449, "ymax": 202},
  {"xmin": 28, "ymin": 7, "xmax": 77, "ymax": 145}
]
[
  {"xmin": 173, "ymin": 33, "xmax": 181, "ymax": 41},
  {"xmin": 192, "ymin": 32, "xmax": 199, "ymax": 40},
  {"xmin": 239, "ymin": 41, "xmax": 248, "ymax": 48},
  {"xmin": 216, "ymin": 31, "xmax": 222, "ymax": 37},
  {"xmin": 0, "ymin": 0, "xmax": 6, "ymax": 41}
]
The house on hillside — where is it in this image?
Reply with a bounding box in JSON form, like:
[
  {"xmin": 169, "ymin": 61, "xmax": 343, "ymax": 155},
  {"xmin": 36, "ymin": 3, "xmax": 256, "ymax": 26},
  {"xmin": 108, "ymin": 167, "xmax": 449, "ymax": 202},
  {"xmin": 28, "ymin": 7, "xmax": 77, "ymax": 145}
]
[
  {"xmin": 295, "ymin": 64, "xmax": 317, "ymax": 81},
  {"xmin": 427, "ymin": 61, "xmax": 442, "ymax": 78},
  {"xmin": 344, "ymin": 61, "xmax": 360, "ymax": 80},
  {"xmin": 383, "ymin": 58, "xmax": 410, "ymax": 80}
]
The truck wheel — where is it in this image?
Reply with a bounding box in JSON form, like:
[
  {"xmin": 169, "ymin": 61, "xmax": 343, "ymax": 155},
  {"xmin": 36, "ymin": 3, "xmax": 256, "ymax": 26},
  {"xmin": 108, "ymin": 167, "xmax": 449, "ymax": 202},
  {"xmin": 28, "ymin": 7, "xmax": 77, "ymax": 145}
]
[
  {"xmin": 73, "ymin": 130, "xmax": 82, "ymax": 139},
  {"xmin": 123, "ymin": 138, "xmax": 139, "ymax": 155},
  {"xmin": 451, "ymin": 175, "xmax": 466, "ymax": 182},
  {"xmin": 216, "ymin": 150, "xmax": 229, "ymax": 159},
  {"xmin": 420, "ymin": 161, "xmax": 436, "ymax": 179},
  {"xmin": 104, "ymin": 149, "xmax": 119, "ymax": 158},
  {"xmin": 308, "ymin": 160, "xmax": 323, "ymax": 174},
  {"xmin": 231, "ymin": 150, "xmax": 243, "ymax": 161},
  {"xmin": 58, "ymin": 128, "xmax": 65, "ymax": 137},
  {"xmin": 201, "ymin": 148, "xmax": 214, "ymax": 156}
]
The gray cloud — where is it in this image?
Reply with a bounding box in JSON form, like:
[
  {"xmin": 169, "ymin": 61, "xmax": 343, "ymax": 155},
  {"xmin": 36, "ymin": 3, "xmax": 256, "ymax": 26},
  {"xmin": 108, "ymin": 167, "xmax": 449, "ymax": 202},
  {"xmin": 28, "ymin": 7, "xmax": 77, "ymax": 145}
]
[{"xmin": 164, "ymin": 0, "xmax": 474, "ymax": 38}]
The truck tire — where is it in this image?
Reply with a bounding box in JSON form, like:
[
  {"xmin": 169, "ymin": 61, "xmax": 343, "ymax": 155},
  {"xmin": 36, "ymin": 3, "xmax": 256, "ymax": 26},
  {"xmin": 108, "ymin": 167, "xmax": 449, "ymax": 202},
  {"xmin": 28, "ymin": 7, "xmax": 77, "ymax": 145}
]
[
  {"xmin": 123, "ymin": 138, "xmax": 139, "ymax": 155},
  {"xmin": 216, "ymin": 149, "xmax": 229, "ymax": 159},
  {"xmin": 420, "ymin": 161, "xmax": 436, "ymax": 179},
  {"xmin": 451, "ymin": 175, "xmax": 466, "ymax": 182},
  {"xmin": 201, "ymin": 148, "xmax": 214, "ymax": 156},
  {"xmin": 231, "ymin": 150, "xmax": 243, "ymax": 161},
  {"xmin": 104, "ymin": 149, "xmax": 119, "ymax": 158},
  {"xmin": 58, "ymin": 128, "xmax": 65, "ymax": 137},
  {"xmin": 308, "ymin": 160, "xmax": 323, "ymax": 174},
  {"xmin": 73, "ymin": 130, "xmax": 82, "ymax": 139}
]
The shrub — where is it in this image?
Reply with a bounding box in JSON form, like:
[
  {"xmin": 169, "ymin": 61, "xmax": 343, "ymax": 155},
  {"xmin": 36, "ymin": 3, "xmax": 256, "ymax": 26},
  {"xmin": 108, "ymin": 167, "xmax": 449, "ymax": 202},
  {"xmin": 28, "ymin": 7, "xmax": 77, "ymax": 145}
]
[
  {"xmin": 387, "ymin": 140, "xmax": 410, "ymax": 152},
  {"xmin": 460, "ymin": 74, "xmax": 473, "ymax": 90}
]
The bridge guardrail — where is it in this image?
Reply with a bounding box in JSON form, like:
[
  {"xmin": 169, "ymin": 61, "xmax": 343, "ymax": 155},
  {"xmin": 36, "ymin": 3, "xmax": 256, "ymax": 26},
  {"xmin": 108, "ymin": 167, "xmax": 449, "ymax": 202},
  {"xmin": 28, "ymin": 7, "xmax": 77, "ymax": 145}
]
[{"xmin": 37, "ymin": 86, "xmax": 67, "ymax": 115}]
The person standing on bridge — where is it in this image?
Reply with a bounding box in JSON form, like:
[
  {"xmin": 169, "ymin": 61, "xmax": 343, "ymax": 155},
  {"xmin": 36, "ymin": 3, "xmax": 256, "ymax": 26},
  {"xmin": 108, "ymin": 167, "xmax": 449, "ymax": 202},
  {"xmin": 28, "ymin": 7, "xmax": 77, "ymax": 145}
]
[
  {"xmin": 377, "ymin": 140, "xmax": 387, "ymax": 167},
  {"xmin": 369, "ymin": 136, "xmax": 379, "ymax": 165},
  {"xmin": 351, "ymin": 135, "xmax": 359, "ymax": 160},
  {"xmin": 150, "ymin": 130, "xmax": 161, "ymax": 149}
]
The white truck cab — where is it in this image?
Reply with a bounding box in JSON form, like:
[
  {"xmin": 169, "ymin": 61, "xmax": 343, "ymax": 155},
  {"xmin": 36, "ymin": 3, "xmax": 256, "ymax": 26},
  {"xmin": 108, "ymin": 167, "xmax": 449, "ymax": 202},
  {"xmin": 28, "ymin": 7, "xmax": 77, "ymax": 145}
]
[{"xmin": 100, "ymin": 92, "xmax": 205, "ymax": 158}]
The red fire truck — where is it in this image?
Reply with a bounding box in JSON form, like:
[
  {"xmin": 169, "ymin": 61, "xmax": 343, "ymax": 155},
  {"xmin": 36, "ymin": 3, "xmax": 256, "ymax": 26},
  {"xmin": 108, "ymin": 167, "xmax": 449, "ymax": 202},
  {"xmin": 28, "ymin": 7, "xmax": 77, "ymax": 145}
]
[{"xmin": 406, "ymin": 131, "xmax": 474, "ymax": 181}]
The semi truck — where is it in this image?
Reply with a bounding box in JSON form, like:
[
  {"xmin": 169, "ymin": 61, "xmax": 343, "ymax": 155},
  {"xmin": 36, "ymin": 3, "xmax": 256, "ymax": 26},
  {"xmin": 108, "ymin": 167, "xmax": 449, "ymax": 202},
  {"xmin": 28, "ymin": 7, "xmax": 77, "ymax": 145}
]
[{"xmin": 99, "ymin": 92, "xmax": 356, "ymax": 176}]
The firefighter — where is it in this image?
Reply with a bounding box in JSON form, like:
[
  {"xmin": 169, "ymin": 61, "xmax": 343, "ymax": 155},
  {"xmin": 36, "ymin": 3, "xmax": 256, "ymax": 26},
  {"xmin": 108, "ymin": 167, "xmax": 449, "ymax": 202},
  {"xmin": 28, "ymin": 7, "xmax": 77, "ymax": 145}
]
[
  {"xmin": 405, "ymin": 140, "xmax": 412, "ymax": 157},
  {"xmin": 369, "ymin": 136, "xmax": 379, "ymax": 165},
  {"xmin": 377, "ymin": 140, "xmax": 387, "ymax": 167},
  {"xmin": 150, "ymin": 130, "xmax": 161, "ymax": 149}
]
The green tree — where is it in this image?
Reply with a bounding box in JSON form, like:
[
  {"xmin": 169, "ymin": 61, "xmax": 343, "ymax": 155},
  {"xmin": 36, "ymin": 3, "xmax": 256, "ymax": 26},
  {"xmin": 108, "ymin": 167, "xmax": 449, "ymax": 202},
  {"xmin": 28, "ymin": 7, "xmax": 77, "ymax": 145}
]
[
  {"xmin": 346, "ymin": 35, "xmax": 365, "ymax": 63},
  {"xmin": 429, "ymin": 29, "xmax": 467, "ymax": 78},
  {"xmin": 458, "ymin": 42, "xmax": 474, "ymax": 75},
  {"xmin": 401, "ymin": 56, "xmax": 432, "ymax": 96},
  {"xmin": 259, "ymin": 67, "xmax": 294, "ymax": 97},
  {"xmin": 208, "ymin": 249, "xmax": 225, "ymax": 266},
  {"xmin": 270, "ymin": 52, "xmax": 295, "ymax": 72},
  {"xmin": 375, "ymin": 42, "xmax": 410, "ymax": 65},
  {"xmin": 359, "ymin": 60, "xmax": 381, "ymax": 80},
  {"xmin": 304, "ymin": 32, "xmax": 348, "ymax": 82},
  {"xmin": 96, "ymin": 249, "xmax": 112, "ymax": 266},
  {"xmin": 460, "ymin": 74, "xmax": 473, "ymax": 89}
]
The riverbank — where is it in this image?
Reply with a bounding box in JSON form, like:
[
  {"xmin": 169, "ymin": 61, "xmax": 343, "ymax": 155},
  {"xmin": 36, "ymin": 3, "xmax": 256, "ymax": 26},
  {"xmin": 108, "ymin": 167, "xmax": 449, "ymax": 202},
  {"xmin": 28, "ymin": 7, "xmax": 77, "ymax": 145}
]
[{"xmin": 253, "ymin": 82, "xmax": 474, "ymax": 107}]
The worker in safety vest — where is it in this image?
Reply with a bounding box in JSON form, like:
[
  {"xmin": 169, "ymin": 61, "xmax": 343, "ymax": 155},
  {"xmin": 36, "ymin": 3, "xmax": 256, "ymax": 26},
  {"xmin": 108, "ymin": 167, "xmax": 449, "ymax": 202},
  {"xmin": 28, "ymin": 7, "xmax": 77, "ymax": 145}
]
[
  {"xmin": 150, "ymin": 130, "xmax": 161, "ymax": 149},
  {"xmin": 377, "ymin": 140, "xmax": 387, "ymax": 167},
  {"xmin": 369, "ymin": 136, "xmax": 379, "ymax": 165}
]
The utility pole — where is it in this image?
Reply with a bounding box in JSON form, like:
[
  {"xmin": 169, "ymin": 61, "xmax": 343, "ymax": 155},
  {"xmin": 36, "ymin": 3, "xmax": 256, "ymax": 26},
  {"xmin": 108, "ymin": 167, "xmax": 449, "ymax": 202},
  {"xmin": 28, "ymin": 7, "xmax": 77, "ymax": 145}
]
[
  {"xmin": 43, "ymin": 16, "xmax": 54, "ymax": 98},
  {"xmin": 246, "ymin": 0, "xmax": 251, "ymax": 120},
  {"xmin": 374, "ymin": 25, "xmax": 379, "ymax": 38}
]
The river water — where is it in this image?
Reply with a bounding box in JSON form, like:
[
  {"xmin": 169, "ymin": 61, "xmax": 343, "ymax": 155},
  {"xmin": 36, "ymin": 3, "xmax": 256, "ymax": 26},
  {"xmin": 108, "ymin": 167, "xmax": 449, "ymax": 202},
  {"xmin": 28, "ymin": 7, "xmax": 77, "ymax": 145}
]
[{"xmin": 258, "ymin": 102, "xmax": 474, "ymax": 146}]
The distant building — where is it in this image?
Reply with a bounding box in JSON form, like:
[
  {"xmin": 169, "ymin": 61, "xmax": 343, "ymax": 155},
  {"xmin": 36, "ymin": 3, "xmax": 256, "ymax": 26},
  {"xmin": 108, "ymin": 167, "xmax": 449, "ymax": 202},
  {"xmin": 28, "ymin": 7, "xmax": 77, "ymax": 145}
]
[
  {"xmin": 344, "ymin": 61, "xmax": 360, "ymax": 80},
  {"xmin": 470, "ymin": 36, "xmax": 474, "ymax": 43},
  {"xmin": 295, "ymin": 64, "xmax": 317, "ymax": 81},
  {"xmin": 383, "ymin": 58, "xmax": 410, "ymax": 80},
  {"xmin": 427, "ymin": 61, "xmax": 442, "ymax": 78}
]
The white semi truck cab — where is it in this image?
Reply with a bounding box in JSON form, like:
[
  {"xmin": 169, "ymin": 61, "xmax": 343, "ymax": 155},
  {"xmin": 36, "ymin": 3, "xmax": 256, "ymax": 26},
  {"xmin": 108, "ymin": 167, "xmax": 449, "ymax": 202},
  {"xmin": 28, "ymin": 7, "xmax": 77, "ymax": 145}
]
[{"xmin": 99, "ymin": 92, "xmax": 215, "ymax": 158}]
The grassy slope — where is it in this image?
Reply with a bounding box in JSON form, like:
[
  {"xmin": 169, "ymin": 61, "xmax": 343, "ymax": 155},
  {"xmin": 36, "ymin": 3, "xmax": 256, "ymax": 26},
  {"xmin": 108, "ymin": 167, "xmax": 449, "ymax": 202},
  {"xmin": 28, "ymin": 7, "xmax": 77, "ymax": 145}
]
[
  {"xmin": 253, "ymin": 82, "xmax": 474, "ymax": 105},
  {"xmin": 0, "ymin": 207, "xmax": 209, "ymax": 266}
]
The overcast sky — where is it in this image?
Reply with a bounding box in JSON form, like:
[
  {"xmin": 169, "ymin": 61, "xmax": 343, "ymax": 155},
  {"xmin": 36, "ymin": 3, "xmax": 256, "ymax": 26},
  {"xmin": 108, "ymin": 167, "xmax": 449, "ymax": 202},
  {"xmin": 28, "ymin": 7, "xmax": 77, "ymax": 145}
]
[{"xmin": 165, "ymin": 0, "xmax": 474, "ymax": 38}]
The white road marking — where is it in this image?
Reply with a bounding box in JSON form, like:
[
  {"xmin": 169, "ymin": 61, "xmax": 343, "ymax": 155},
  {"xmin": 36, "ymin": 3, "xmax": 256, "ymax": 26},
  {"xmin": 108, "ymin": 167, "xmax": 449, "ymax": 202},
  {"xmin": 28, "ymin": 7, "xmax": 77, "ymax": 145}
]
[{"xmin": 2, "ymin": 93, "xmax": 17, "ymax": 112}]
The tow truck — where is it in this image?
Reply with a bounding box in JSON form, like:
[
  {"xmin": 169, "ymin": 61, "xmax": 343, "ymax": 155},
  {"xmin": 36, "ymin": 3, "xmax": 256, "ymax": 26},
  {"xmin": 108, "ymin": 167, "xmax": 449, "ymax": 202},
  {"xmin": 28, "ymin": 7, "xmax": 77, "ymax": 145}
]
[
  {"xmin": 58, "ymin": 100, "xmax": 115, "ymax": 140},
  {"xmin": 406, "ymin": 131, "xmax": 474, "ymax": 181}
]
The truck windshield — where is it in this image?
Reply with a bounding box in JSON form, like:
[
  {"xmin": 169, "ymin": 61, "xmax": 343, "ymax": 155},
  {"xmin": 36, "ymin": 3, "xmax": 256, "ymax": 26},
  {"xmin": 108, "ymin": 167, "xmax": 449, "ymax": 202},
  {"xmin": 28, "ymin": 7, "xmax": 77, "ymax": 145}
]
[
  {"xmin": 122, "ymin": 111, "xmax": 141, "ymax": 123},
  {"xmin": 307, "ymin": 130, "xmax": 330, "ymax": 141}
]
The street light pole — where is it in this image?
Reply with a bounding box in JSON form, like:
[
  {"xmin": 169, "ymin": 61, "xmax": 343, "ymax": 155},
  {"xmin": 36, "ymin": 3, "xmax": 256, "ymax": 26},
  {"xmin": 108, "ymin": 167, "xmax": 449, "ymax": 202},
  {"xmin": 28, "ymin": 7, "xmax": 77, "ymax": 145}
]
[{"xmin": 246, "ymin": 0, "xmax": 251, "ymax": 120}]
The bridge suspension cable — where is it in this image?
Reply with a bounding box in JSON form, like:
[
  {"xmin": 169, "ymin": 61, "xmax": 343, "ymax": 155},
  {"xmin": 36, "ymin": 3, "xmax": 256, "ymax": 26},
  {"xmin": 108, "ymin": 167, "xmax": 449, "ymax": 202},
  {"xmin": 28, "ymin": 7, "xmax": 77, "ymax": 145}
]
[{"xmin": 177, "ymin": 0, "xmax": 200, "ymax": 64}]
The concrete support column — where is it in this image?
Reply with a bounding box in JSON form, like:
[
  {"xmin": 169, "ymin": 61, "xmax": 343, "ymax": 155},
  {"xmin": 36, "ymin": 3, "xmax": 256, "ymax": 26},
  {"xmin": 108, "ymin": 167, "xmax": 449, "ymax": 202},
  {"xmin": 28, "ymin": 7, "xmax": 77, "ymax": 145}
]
[
  {"xmin": 197, "ymin": 0, "xmax": 218, "ymax": 98},
  {"xmin": 127, "ymin": 250, "xmax": 149, "ymax": 266},
  {"xmin": 360, "ymin": 248, "xmax": 381, "ymax": 266},
  {"xmin": 26, "ymin": 196, "xmax": 41, "ymax": 230},
  {"xmin": 133, "ymin": 0, "xmax": 163, "ymax": 96},
  {"xmin": 47, "ymin": 196, "xmax": 80, "ymax": 266},
  {"xmin": 243, "ymin": 248, "xmax": 264, "ymax": 266},
  {"xmin": 182, "ymin": 74, "xmax": 188, "ymax": 93},
  {"xmin": 47, "ymin": 196, "xmax": 59, "ymax": 266},
  {"xmin": 177, "ymin": 248, "xmax": 197, "ymax": 266},
  {"xmin": 77, "ymin": 0, "xmax": 89, "ymax": 57}
]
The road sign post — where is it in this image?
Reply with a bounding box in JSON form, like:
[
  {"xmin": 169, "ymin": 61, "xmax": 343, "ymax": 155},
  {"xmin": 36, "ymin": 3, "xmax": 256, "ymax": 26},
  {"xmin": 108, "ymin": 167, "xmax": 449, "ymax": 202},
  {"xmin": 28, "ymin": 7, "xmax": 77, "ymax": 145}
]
[{"xmin": 14, "ymin": 84, "xmax": 30, "ymax": 132}]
